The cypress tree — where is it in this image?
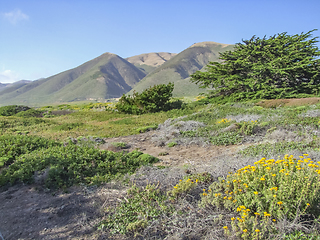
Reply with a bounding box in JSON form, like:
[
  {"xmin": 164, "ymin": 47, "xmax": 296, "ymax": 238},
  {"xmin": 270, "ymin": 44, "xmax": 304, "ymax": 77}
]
[{"xmin": 191, "ymin": 30, "xmax": 320, "ymax": 100}]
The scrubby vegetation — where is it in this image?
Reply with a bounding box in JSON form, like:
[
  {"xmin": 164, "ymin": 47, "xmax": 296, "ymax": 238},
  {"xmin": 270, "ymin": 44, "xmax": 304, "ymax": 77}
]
[{"xmin": 0, "ymin": 135, "xmax": 158, "ymax": 189}]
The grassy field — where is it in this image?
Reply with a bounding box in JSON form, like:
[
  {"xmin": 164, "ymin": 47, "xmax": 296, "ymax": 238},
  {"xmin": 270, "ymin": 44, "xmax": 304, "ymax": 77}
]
[{"xmin": 2, "ymin": 99, "xmax": 320, "ymax": 239}]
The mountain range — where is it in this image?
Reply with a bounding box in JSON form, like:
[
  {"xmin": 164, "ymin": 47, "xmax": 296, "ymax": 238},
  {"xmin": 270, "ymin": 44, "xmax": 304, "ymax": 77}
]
[{"xmin": 0, "ymin": 41, "xmax": 233, "ymax": 106}]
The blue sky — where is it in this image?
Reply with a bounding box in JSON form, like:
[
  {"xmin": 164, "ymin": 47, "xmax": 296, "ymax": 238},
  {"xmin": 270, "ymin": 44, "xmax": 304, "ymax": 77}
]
[{"xmin": 1, "ymin": 0, "xmax": 319, "ymax": 83}]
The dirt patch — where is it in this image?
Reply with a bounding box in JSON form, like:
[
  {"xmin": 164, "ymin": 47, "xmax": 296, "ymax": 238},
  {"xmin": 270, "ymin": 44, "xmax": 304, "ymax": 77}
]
[{"xmin": 256, "ymin": 97, "xmax": 320, "ymax": 108}]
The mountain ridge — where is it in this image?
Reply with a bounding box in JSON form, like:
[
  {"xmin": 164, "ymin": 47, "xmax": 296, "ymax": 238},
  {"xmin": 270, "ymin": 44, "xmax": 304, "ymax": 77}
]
[
  {"xmin": 0, "ymin": 41, "xmax": 234, "ymax": 106},
  {"xmin": 129, "ymin": 41, "xmax": 234, "ymax": 97}
]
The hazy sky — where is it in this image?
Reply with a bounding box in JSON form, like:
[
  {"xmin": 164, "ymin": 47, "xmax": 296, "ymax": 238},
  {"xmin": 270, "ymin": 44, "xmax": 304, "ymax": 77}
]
[{"xmin": 1, "ymin": 0, "xmax": 319, "ymax": 83}]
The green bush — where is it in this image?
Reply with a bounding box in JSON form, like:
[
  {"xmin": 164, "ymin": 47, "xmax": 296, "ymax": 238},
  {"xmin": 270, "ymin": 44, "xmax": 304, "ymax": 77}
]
[
  {"xmin": 115, "ymin": 83, "xmax": 174, "ymax": 114},
  {"xmin": 99, "ymin": 184, "xmax": 172, "ymax": 235},
  {"xmin": 0, "ymin": 144, "xmax": 159, "ymax": 189},
  {"xmin": 0, "ymin": 105, "xmax": 30, "ymax": 116},
  {"xmin": 0, "ymin": 135, "xmax": 60, "ymax": 167},
  {"xmin": 15, "ymin": 109, "xmax": 43, "ymax": 118}
]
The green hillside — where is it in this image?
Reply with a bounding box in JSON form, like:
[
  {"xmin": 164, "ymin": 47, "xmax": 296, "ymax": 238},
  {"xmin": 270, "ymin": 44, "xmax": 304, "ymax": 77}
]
[
  {"xmin": 0, "ymin": 53, "xmax": 146, "ymax": 106},
  {"xmin": 129, "ymin": 42, "xmax": 234, "ymax": 97}
]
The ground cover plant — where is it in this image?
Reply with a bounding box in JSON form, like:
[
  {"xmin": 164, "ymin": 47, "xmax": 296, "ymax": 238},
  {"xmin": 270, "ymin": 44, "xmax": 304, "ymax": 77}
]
[{"xmin": 0, "ymin": 135, "xmax": 159, "ymax": 189}]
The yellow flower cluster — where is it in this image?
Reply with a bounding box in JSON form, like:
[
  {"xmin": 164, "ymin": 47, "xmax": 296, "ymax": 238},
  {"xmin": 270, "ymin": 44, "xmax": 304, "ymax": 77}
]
[
  {"xmin": 217, "ymin": 118, "xmax": 231, "ymax": 124},
  {"xmin": 195, "ymin": 96, "xmax": 206, "ymax": 101},
  {"xmin": 200, "ymin": 153, "xmax": 320, "ymax": 238},
  {"xmin": 169, "ymin": 178, "xmax": 199, "ymax": 199}
]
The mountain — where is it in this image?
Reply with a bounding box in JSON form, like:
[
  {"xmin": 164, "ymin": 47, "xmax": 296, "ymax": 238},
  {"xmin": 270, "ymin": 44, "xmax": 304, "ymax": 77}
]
[
  {"xmin": 0, "ymin": 53, "xmax": 146, "ymax": 106},
  {"xmin": 128, "ymin": 41, "xmax": 234, "ymax": 97},
  {"xmin": 0, "ymin": 80, "xmax": 32, "ymax": 94},
  {"xmin": 126, "ymin": 52, "xmax": 177, "ymax": 74},
  {"xmin": 0, "ymin": 41, "xmax": 234, "ymax": 106}
]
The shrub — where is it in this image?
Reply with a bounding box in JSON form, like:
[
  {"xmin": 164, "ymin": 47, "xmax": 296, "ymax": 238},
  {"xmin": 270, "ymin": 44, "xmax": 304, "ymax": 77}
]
[
  {"xmin": 0, "ymin": 145, "xmax": 159, "ymax": 189},
  {"xmin": 200, "ymin": 154, "xmax": 320, "ymax": 239},
  {"xmin": 99, "ymin": 184, "xmax": 172, "ymax": 235},
  {"xmin": 135, "ymin": 124, "xmax": 158, "ymax": 133},
  {"xmin": 0, "ymin": 105, "xmax": 30, "ymax": 116},
  {"xmin": 167, "ymin": 141, "xmax": 177, "ymax": 147},
  {"xmin": 111, "ymin": 142, "xmax": 127, "ymax": 149},
  {"xmin": 115, "ymin": 83, "xmax": 174, "ymax": 114},
  {"xmin": 0, "ymin": 135, "xmax": 60, "ymax": 167},
  {"xmin": 15, "ymin": 109, "xmax": 43, "ymax": 118}
]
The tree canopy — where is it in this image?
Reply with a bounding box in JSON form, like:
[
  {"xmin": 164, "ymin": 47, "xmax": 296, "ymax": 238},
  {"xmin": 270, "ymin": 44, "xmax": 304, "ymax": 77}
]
[{"xmin": 191, "ymin": 30, "xmax": 320, "ymax": 100}]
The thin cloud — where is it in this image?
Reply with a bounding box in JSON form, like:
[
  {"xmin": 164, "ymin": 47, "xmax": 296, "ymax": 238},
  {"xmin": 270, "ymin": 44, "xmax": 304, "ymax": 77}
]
[
  {"xmin": 3, "ymin": 9, "xmax": 29, "ymax": 25},
  {"xmin": 0, "ymin": 70, "xmax": 19, "ymax": 83}
]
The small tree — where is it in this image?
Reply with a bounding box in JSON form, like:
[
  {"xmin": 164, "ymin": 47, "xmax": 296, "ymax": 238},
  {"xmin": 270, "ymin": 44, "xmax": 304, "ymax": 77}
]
[
  {"xmin": 115, "ymin": 83, "xmax": 174, "ymax": 114},
  {"xmin": 191, "ymin": 30, "xmax": 320, "ymax": 100}
]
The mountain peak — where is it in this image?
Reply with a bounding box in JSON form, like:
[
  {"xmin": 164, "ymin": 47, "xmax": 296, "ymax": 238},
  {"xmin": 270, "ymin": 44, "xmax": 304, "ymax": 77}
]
[
  {"xmin": 126, "ymin": 52, "xmax": 177, "ymax": 67},
  {"xmin": 190, "ymin": 41, "xmax": 231, "ymax": 48}
]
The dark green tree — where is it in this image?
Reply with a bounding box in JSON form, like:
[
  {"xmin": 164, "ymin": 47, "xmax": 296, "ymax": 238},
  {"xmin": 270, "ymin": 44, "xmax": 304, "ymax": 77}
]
[{"xmin": 191, "ymin": 30, "xmax": 320, "ymax": 100}]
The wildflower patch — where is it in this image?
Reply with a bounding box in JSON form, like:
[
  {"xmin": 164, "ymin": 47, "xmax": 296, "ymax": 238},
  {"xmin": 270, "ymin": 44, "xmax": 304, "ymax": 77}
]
[{"xmin": 200, "ymin": 154, "xmax": 320, "ymax": 239}]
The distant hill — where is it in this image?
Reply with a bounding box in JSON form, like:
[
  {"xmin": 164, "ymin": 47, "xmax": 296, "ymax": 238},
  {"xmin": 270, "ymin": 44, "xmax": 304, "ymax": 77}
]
[
  {"xmin": 0, "ymin": 80, "xmax": 32, "ymax": 94},
  {"xmin": 126, "ymin": 52, "xmax": 177, "ymax": 74},
  {"xmin": 0, "ymin": 53, "xmax": 146, "ymax": 106},
  {"xmin": 0, "ymin": 41, "xmax": 234, "ymax": 106},
  {"xmin": 128, "ymin": 42, "xmax": 234, "ymax": 97}
]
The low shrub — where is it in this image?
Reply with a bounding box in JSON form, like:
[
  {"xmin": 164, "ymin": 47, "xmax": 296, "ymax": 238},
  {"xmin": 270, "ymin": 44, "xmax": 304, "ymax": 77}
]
[
  {"xmin": 0, "ymin": 145, "xmax": 159, "ymax": 189},
  {"xmin": 0, "ymin": 134, "xmax": 60, "ymax": 167},
  {"xmin": 135, "ymin": 124, "xmax": 158, "ymax": 133},
  {"xmin": 200, "ymin": 154, "xmax": 320, "ymax": 239},
  {"xmin": 0, "ymin": 105, "xmax": 30, "ymax": 116},
  {"xmin": 15, "ymin": 109, "xmax": 43, "ymax": 118},
  {"xmin": 209, "ymin": 131, "xmax": 243, "ymax": 145},
  {"xmin": 111, "ymin": 142, "xmax": 127, "ymax": 149},
  {"xmin": 99, "ymin": 184, "xmax": 172, "ymax": 235}
]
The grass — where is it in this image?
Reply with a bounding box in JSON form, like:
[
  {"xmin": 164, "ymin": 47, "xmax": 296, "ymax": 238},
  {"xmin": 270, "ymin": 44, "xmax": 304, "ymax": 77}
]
[{"xmin": 4, "ymin": 100, "xmax": 320, "ymax": 238}]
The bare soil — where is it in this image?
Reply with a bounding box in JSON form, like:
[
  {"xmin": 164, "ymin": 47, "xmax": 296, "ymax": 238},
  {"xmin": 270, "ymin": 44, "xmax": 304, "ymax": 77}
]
[{"xmin": 255, "ymin": 97, "xmax": 320, "ymax": 108}]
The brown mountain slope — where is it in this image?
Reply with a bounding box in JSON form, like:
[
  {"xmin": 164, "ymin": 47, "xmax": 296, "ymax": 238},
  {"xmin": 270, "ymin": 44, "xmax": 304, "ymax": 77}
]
[{"xmin": 126, "ymin": 52, "xmax": 177, "ymax": 74}]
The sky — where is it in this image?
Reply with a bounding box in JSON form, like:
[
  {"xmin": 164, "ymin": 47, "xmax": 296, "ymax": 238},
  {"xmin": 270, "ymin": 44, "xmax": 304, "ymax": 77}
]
[{"xmin": 0, "ymin": 0, "xmax": 319, "ymax": 83}]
